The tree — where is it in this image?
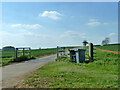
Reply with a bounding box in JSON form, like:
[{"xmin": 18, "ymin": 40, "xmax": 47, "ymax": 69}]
[
  {"xmin": 105, "ymin": 37, "xmax": 110, "ymax": 44},
  {"xmin": 82, "ymin": 40, "xmax": 88, "ymax": 46},
  {"xmin": 102, "ymin": 37, "xmax": 110, "ymax": 45},
  {"xmin": 102, "ymin": 40, "xmax": 106, "ymax": 45},
  {"xmin": 2, "ymin": 46, "xmax": 15, "ymax": 51}
]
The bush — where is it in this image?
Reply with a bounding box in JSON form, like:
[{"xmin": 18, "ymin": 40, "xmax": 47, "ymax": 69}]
[{"xmin": 13, "ymin": 56, "xmax": 30, "ymax": 62}]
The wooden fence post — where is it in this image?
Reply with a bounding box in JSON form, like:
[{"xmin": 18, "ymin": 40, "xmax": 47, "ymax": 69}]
[
  {"xmin": 89, "ymin": 43, "xmax": 93, "ymax": 62},
  {"xmin": 57, "ymin": 46, "xmax": 59, "ymax": 58},
  {"xmin": 16, "ymin": 48, "xmax": 18, "ymax": 58}
]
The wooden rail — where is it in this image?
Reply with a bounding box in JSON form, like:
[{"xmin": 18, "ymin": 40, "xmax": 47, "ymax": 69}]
[{"xmin": 16, "ymin": 47, "xmax": 31, "ymax": 58}]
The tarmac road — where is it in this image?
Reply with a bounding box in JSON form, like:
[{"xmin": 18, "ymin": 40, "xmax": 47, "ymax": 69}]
[{"xmin": 1, "ymin": 54, "xmax": 56, "ymax": 88}]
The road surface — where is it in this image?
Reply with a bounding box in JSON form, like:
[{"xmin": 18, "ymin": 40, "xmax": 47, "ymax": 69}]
[{"xmin": 1, "ymin": 54, "xmax": 56, "ymax": 88}]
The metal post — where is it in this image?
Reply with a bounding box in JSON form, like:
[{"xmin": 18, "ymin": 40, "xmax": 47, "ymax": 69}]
[
  {"xmin": 89, "ymin": 43, "xmax": 93, "ymax": 62},
  {"xmin": 16, "ymin": 48, "xmax": 18, "ymax": 58},
  {"xmin": 29, "ymin": 48, "xmax": 31, "ymax": 57},
  {"xmin": 57, "ymin": 46, "xmax": 59, "ymax": 58},
  {"xmin": 23, "ymin": 48, "xmax": 25, "ymax": 56}
]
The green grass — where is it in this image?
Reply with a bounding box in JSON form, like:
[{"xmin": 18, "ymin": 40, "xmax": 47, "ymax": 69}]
[
  {"xmin": 1, "ymin": 51, "xmax": 15, "ymax": 66},
  {"xmin": 31, "ymin": 48, "xmax": 56, "ymax": 57},
  {"xmin": 1, "ymin": 48, "xmax": 57, "ymax": 66},
  {"xmin": 24, "ymin": 47, "xmax": 118, "ymax": 88},
  {"xmin": 95, "ymin": 44, "xmax": 119, "ymax": 51}
]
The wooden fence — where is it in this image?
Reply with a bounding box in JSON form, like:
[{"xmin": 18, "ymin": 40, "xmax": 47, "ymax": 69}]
[
  {"xmin": 16, "ymin": 47, "xmax": 31, "ymax": 58},
  {"xmin": 57, "ymin": 43, "xmax": 96, "ymax": 63},
  {"xmin": 57, "ymin": 46, "xmax": 70, "ymax": 58},
  {"xmin": 1, "ymin": 47, "xmax": 31, "ymax": 59}
]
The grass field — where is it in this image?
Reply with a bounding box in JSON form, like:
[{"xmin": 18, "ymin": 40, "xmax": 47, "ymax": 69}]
[
  {"xmin": 24, "ymin": 45, "xmax": 119, "ymax": 88},
  {"xmin": 31, "ymin": 48, "xmax": 56, "ymax": 57},
  {"xmin": 1, "ymin": 48, "xmax": 57, "ymax": 66},
  {"xmin": 95, "ymin": 44, "xmax": 119, "ymax": 51}
]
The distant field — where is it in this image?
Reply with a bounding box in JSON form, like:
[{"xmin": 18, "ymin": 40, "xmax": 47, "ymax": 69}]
[
  {"xmin": 95, "ymin": 44, "xmax": 119, "ymax": 51},
  {"xmin": 31, "ymin": 48, "xmax": 56, "ymax": 57}
]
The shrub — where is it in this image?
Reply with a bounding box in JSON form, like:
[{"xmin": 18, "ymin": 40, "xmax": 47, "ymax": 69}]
[{"xmin": 13, "ymin": 56, "xmax": 30, "ymax": 62}]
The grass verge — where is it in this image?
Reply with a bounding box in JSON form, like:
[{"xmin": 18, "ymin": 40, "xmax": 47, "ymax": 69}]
[{"xmin": 24, "ymin": 48, "xmax": 118, "ymax": 88}]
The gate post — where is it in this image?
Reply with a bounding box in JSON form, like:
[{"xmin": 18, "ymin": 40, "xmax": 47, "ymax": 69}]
[
  {"xmin": 89, "ymin": 43, "xmax": 93, "ymax": 62},
  {"xmin": 16, "ymin": 48, "xmax": 18, "ymax": 58},
  {"xmin": 57, "ymin": 46, "xmax": 59, "ymax": 58},
  {"xmin": 29, "ymin": 48, "xmax": 31, "ymax": 57}
]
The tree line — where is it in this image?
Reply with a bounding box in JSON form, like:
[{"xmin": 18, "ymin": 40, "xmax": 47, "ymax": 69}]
[{"xmin": 82, "ymin": 37, "xmax": 110, "ymax": 46}]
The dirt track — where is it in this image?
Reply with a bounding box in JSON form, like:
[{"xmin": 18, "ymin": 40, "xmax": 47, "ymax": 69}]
[
  {"xmin": 1, "ymin": 54, "xmax": 56, "ymax": 88},
  {"xmin": 94, "ymin": 47, "xmax": 120, "ymax": 54}
]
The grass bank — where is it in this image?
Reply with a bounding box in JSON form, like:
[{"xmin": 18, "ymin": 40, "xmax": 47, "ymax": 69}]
[{"xmin": 24, "ymin": 47, "xmax": 118, "ymax": 88}]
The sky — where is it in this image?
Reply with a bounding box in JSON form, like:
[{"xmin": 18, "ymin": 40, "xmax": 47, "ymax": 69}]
[{"xmin": 1, "ymin": 2, "xmax": 118, "ymax": 49}]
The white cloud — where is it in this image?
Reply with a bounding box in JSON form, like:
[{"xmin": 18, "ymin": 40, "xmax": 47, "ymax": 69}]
[
  {"xmin": 1, "ymin": 29, "xmax": 117, "ymax": 49},
  {"xmin": 23, "ymin": 24, "xmax": 42, "ymax": 29},
  {"xmin": 87, "ymin": 18, "xmax": 110, "ymax": 27},
  {"xmin": 1, "ymin": 29, "xmax": 42, "ymax": 48},
  {"xmin": 87, "ymin": 21, "xmax": 101, "ymax": 27},
  {"xmin": 10, "ymin": 24, "xmax": 42, "ymax": 29},
  {"xmin": 103, "ymin": 22, "xmax": 109, "ymax": 25},
  {"xmin": 55, "ymin": 30, "xmax": 87, "ymax": 46},
  {"xmin": 11, "ymin": 24, "xmax": 22, "ymax": 27},
  {"xmin": 60, "ymin": 30, "xmax": 86, "ymax": 39},
  {"xmin": 1, "ymin": 30, "xmax": 25, "ymax": 47},
  {"xmin": 39, "ymin": 11, "xmax": 62, "ymax": 20},
  {"xmin": 89, "ymin": 18, "xmax": 98, "ymax": 22},
  {"xmin": 87, "ymin": 19, "xmax": 101, "ymax": 27},
  {"xmin": 109, "ymin": 33, "xmax": 116, "ymax": 37}
]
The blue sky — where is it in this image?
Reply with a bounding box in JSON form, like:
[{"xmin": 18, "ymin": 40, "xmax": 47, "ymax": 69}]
[{"xmin": 1, "ymin": 2, "xmax": 118, "ymax": 48}]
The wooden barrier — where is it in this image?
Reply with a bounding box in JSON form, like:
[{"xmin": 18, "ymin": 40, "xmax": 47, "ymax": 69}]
[{"xmin": 16, "ymin": 47, "xmax": 31, "ymax": 58}]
